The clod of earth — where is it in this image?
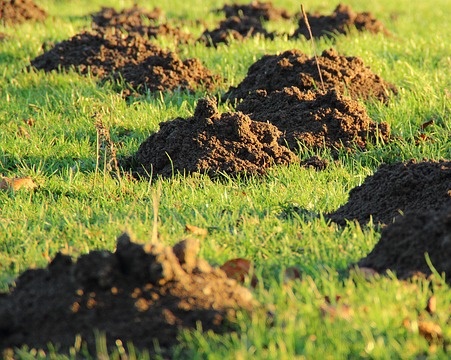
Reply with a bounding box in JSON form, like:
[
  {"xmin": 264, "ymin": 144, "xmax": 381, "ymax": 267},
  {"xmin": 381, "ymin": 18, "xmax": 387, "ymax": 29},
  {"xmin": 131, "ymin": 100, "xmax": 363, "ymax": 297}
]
[
  {"xmin": 291, "ymin": 3, "xmax": 390, "ymax": 39},
  {"xmin": 236, "ymin": 87, "xmax": 390, "ymax": 154},
  {"xmin": 218, "ymin": 1, "xmax": 291, "ymax": 21},
  {"xmin": 198, "ymin": 15, "xmax": 275, "ymax": 47},
  {"xmin": 328, "ymin": 160, "xmax": 451, "ymax": 226},
  {"xmin": 0, "ymin": 233, "xmax": 255, "ymax": 355},
  {"xmin": 356, "ymin": 205, "xmax": 451, "ymax": 283},
  {"xmin": 30, "ymin": 29, "xmax": 219, "ymax": 95},
  {"xmin": 223, "ymin": 48, "xmax": 397, "ymax": 103},
  {"xmin": 0, "ymin": 0, "xmax": 47, "ymax": 25},
  {"xmin": 128, "ymin": 97, "xmax": 298, "ymax": 178}
]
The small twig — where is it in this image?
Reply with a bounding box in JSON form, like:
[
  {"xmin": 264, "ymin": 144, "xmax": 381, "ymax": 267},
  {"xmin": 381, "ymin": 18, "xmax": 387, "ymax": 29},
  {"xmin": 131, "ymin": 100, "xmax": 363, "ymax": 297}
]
[{"xmin": 301, "ymin": 4, "xmax": 325, "ymax": 92}]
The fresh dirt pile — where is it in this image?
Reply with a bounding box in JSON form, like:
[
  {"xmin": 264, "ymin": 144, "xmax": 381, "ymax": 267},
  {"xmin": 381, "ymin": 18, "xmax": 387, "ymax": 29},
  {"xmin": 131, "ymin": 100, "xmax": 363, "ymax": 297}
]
[
  {"xmin": 30, "ymin": 30, "xmax": 219, "ymax": 95},
  {"xmin": 292, "ymin": 3, "xmax": 389, "ymax": 39},
  {"xmin": 91, "ymin": 5, "xmax": 192, "ymax": 44},
  {"xmin": 198, "ymin": 15, "xmax": 275, "ymax": 47},
  {"xmin": 223, "ymin": 48, "xmax": 397, "ymax": 103},
  {"xmin": 236, "ymin": 87, "xmax": 390, "ymax": 153},
  {"xmin": 0, "ymin": 0, "xmax": 47, "ymax": 25},
  {"xmin": 218, "ymin": 1, "xmax": 291, "ymax": 21},
  {"xmin": 129, "ymin": 97, "xmax": 298, "ymax": 178},
  {"xmin": 0, "ymin": 233, "xmax": 255, "ymax": 356},
  {"xmin": 357, "ymin": 205, "xmax": 451, "ymax": 283},
  {"xmin": 328, "ymin": 160, "xmax": 451, "ymax": 226}
]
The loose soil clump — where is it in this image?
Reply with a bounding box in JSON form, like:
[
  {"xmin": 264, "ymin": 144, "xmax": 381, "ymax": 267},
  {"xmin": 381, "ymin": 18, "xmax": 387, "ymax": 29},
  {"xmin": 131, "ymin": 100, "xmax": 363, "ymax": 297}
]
[
  {"xmin": 30, "ymin": 30, "xmax": 219, "ymax": 95},
  {"xmin": 224, "ymin": 48, "xmax": 397, "ymax": 103},
  {"xmin": 236, "ymin": 87, "xmax": 390, "ymax": 153},
  {"xmin": 292, "ymin": 3, "xmax": 389, "ymax": 39},
  {"xmin": 199, "ymin": 15, "xmax": 275, "ymax": 47},
  {"xmin": 219, "ymin": 1, "xmax": 291, "ymax": 21},
  {"xmin": 0, "ymin": 233, "xmax": 255, "ymax": 356},
  {"xmin": 0, "ymin": 0, "xmax": 47, "ymax": 25},
  {"xmin": 130, "ymin": 97, "xmax": 298, "ymax": 178},
  {"xmin": 328, "ymin": 160, "xmax": 451, "ymax": 226},
  {"xmin": 357, "ymin": 206, "xmax": 451, "ymax": 283}
]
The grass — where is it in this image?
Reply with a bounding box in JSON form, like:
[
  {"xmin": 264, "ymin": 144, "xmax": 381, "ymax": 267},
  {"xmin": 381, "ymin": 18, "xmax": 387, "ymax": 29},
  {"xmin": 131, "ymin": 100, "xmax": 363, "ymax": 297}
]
[{"xmin": 1, "ymin": 0, "xmax": 451, "ymax": 358}]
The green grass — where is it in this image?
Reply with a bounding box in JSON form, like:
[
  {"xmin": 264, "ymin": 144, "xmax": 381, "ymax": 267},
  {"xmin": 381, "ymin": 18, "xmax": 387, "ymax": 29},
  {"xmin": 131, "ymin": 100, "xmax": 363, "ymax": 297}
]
[{"xmin": 1, "ymin": 0, "xmax": 451, "ymax": 358}]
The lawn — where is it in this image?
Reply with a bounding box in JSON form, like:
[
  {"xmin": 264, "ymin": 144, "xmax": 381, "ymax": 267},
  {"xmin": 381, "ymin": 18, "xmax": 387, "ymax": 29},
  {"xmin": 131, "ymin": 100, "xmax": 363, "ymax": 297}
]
[{"xmin": 1, "ymin": 0, "xmax": 450, "ymax": 358}]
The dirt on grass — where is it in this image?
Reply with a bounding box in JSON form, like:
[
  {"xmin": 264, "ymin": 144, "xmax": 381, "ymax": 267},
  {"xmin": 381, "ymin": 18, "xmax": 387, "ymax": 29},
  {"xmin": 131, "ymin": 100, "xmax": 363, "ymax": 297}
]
[
  {"xmin": 0, "ymin": 233, "xmax": 255, "ymax": 356},
  {"xmin": 0, "ymin": 0, "xmax": 47, "ymax": 25},
  {"xmin": 328, "ymin": 160, "xmax": 451, "ymax": 226},
  {"xmin": 129, "ymin": 97, "xmax": 298, "ymax": 178},
  {"xmin": 236, "ymin": 87, "xmax": 390, "ymax": 153},
  {"xmin": 357, "ymin": 205, "xmax": 451, "ymax": 283},
  {"xmin": 223, "ymin": 48, "xmax": 397, "ymax": 103},
  {"xmin": 218, "ymin": 1, "xmax": 291, "ymax": 21},
  {"xmin": 30, "ymin": 29, "xmax": 220, "ymax": 95},
  {"xmin": 292, "ymin": 3, "xmax": 390, "ymax": 39}
]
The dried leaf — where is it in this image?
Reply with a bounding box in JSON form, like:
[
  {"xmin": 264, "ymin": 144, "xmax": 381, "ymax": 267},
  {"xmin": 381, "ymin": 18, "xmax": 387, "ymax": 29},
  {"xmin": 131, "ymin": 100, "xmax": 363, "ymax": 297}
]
[
  {"xmin": 426, "ymin": 295, "xmax": 437, "ymax": 315},
  {"xmin": 0, "ymin": 177, "xmax": 38, "ymax": 191},
  {"xmin": 418, "ymin": 320, "xmax": 443, "ymax": 342},
  {"xmin": 220, "ymin": 258, "xmax": 257, "ymax": 287},
  {"xmin": 185, "ymin": 224, "xmax": 208, "ymax": 236}
]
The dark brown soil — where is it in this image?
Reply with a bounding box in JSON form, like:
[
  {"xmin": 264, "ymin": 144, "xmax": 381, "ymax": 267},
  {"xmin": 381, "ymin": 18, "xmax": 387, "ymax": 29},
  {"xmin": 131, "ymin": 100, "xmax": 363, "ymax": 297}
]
[
  {"xmin": 236, "ymin": 87, "xmax": 390, "ymax": 153},
  {"xmin": 357, "ymin": 205, "xmax": 451, "ymax": 283},
  {"xmin": 292, "ymin": 3, "xmax": 390, "ymax": 39},
  {"xmin": 130, "ymin": 97, "xmax": 298, "ymax": 178},
  {"xmin": 328, "ymin": 160, "xmax": 451, "ymax": 226},
  {"xmin": 91, "ymin": 5, "xmax": 192, "ymax": 44},
  {"xmin": 219, "ymin": 1, "xmax": 291, "ymax": 21},
  {"xmin": 198, "ymin": 15, "xmax": 275, "ymax": 47},
  {"xmin": 224, "ymin": 48, "xmax": 397, "ymax": 103},
  {"xmin": 0, "ymin": 0, "xmax": 46, "ymax": 25},
  {"xmin": 0, "ymin": 234, "xmax": 255, "ymax": 356},
  {"xmin": 30, "ymin": 30, "xmax": 219, "ymax": 95}
]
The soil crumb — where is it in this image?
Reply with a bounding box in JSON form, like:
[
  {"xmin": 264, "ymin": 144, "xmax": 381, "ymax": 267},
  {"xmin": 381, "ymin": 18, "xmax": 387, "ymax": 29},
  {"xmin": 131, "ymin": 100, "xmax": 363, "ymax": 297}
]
[
  {"xmin": 30, "ymin": 30, "xmax": 219, "ymax": 95},
  {"xmin": 0, "ymin": 233, "xmax": 255, "ymax": 356},
  {"xmin": 0, "ymin": 0, "xmax": 47, "ymax": 25},
  {"xmin": 130, "ymin": 97, "xmax": 298, "ymax": 178},
  {"xmin": 328, "ymin": 160, "xmax": 451, "ymax": 226},
  {"xmin": 292, "ymin": 3, "xmax": 389, "ymax": 39},
  {"xmin": 237, "ymin": 87, "xmax": 390, "ymax": 153},
  {"xmin": 199, "ymin": 15, "xmax": 275, "ymax": 47},
  {"xmin": 224, "ymin": 48, "xmax": 397, "ymax": 103},
  {"xmin": 357, "ymin": 205, "xmax": 451, "ymax": 283},
  {"xmin": 219, "ymin": 1, "xmax": 291, "ymax": 21}
]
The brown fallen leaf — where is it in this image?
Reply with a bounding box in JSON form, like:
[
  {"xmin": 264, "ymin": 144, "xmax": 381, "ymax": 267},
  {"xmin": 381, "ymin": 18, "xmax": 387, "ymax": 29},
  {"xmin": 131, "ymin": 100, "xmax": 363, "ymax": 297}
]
[
  {"xmin": 418, "ymin": 320, "xmax": 443, "ymax": 342},
  {"xmin": 220, "ymin": 258, "xmax": 257, "ymax": 287},
  {"xmin": 185, "ymin": 224, "xmax": 208, "ymax": 237},
  {"xmin": 0, "ymin": 177, "xmax": 38, "ymax": 191},
  {"xmin": 426, "ymin": 295, "xmax": 437, "ymax": 315}
]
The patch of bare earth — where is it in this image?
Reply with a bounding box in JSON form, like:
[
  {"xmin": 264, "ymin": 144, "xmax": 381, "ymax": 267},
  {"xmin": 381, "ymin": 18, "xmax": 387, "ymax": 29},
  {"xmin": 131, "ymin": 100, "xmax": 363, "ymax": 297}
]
[
  {"xmin": 224, "ymin": 48, "xmax": 397, "ymax": 103},
  {"xmin": 236, "ymin": 87, "xmax": 390, "ymax": 153},
  {"xmin": 292, "ymin": 3, "xmax": 390, "ymax": 39},
  {"xmin": 328, "ymin": 160, "xmax": 451, "ymax": 226},
  {"xmin": 129, "ymin": 97, "xmax": 298, "ymax": 178},
  {"xmin": 219, "ymin": 1, "xmax": 291, "ymax": 21},
  {"xmin": 0, "ymin": 234, "xmax": 255, "ymax": 356},
  {"xmin": 0, "ymin": 0, "xmax": 46, "ymax": 25}
]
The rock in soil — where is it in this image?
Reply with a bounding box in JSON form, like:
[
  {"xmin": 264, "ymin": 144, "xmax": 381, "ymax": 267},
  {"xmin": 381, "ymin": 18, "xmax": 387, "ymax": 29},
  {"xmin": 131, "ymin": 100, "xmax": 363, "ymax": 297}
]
[
  {"xmin": 224, "ymin": 48, "xmax": 397, "ymax": 103},
  {"xmin": 328, "ymin": 160, "xmax": 451, "ymax": 226},
  {"xmin": 129, "ymin": 97, "xmax": 298, "ymax": 178},
  {"xmin": 0, "ymin": 233, "xmax": 255, "ymax": 356}
]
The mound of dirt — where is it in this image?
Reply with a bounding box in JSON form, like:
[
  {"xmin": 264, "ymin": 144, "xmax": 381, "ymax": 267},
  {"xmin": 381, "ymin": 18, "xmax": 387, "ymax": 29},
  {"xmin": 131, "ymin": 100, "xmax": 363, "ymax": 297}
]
[
  {"xmin": 91, "ymin": 6, "xmax": 192, "ymax": 44},
  {"xmin": 199, "ymin": 15, "xmax": 275, "ymax": 47},
  {"xmin": 236, "ymin": 87, "xmax": 390, "ymax": 153},
  {"xmin": 0, "ymin": 0, "xmax": 47, "ymax": 25},
  {"xmin": 224, "ymin": 48, "xmax": 397, "ymax": 103},
  {"xmin": 130, "ymin": 97, "xmax": 298, "ymax": 178},
  {"xmin": 328, "ymin": 160, "xmax": 451, "ymax": 226},
  {"xmin": 30, "ymin": 30, "xmax": 219, "ymax": 95},
  {"xmin": 292, "ymin": 3, "xmax": 389, "ymax": 39},
  {"xmin": 219, "ymin": 1, "xmax": 291, "ymax": 21},
  {"xmin": 357, "ymin": 206, "xmax": 451, "ymax": 283},
  {"xmin": 0, "ymin": 233, "xmax": 255, "ymax": 355}
]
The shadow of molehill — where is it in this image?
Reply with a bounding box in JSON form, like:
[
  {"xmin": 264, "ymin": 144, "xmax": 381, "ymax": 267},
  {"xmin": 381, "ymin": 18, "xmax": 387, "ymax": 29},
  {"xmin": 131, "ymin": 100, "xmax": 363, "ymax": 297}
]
[{"xmin": 0, "ymin": 234, "xmax": 254, "ymax": 356}]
